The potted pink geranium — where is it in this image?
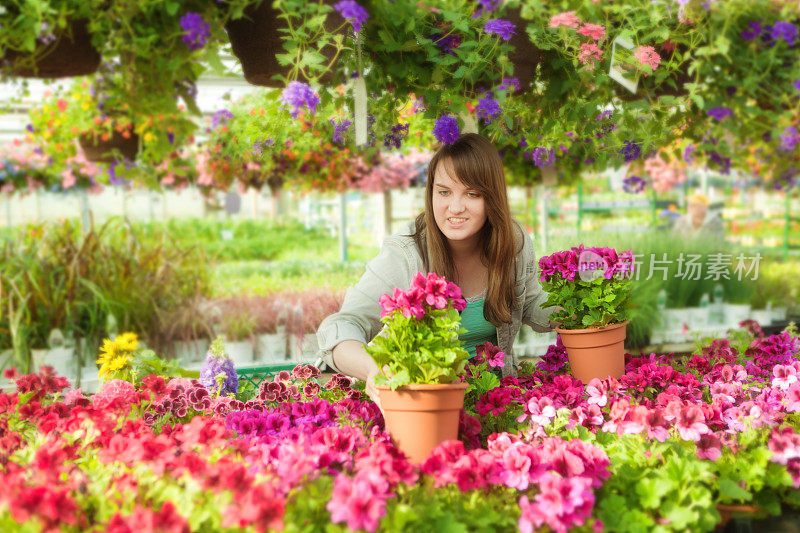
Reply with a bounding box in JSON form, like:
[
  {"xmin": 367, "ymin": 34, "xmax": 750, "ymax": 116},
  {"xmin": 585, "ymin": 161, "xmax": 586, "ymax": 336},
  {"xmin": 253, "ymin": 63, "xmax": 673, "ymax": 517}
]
[
  {"xmin": 366, "ymin": 271, "xmax": 470, "ymax": 463},
  {"xmin": 538, "ymin": 245, "xmax": 635, "ymax": 383}
]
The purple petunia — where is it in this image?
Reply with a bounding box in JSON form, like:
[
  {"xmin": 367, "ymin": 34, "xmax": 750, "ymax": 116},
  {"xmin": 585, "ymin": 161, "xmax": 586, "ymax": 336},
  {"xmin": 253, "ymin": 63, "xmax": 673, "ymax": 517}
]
[
  {"xmin": 683, "ymin": 144, "xmax": 696, "ymax": 164},
  {"xmin": 771, "ymin": 21, "xmax": 798, "ymax": 46},
  {"xmin": 620, "ymin": 140, "xmax": 641, "ymax": 162},
  {"xmin": 180, "ymin": 12, "xmax": 211, "ymax": 51},
  {"xmin": 741, "ymin": 21, "xmax": 762, "ymax": 41},
  {"xmin": 531, "ymin": 147, "xmax": 555, "ymax": 168},
  {"xmin": 484, "ymin": 19, "xmax": 516, "ymax": 41},
  {"xmin": 707, "ymin": 107, "xmax": 732, "ymax": 121},
  {"xmin": 780, "ymin": 127, "xmax": 800, "ymax": 152},
  {"xmin": 330, "ymin": 119, "xmax": 352, "ymax": 144},
  {"xmin": 281, "ymin": 81, "xmax": 320, "ymax": 118},
  {"xmin": 476, "ymin": 95, "xmax": 501, "ymax": 122},
  {"xmin": 498, "ymin": 77, "xmax": 521, "ymax": 92},
  {"xmin": 334, "ymin": 1, "xmax": 369, "ymax": 33},
  {"xmin": 384, "ymin": 122, "xmax": 410, "ymax": 149},
  {"xmin": 708, "ymin": 151, "xmax": 731, "ymax": 175},
  {"xmin": 433, "ymin": 115, "xmax": 460, "ymax": 145},
  {"xmin": 210, "ymin": 109, "xmax": 234, "ymax": 129},
  {"xmin": 622, "ymin": 175, "xmax": 647, "ymax": 194},
  {"xmin": 473, "ymin": 0, "xmax": 501, "ymax": 17}
]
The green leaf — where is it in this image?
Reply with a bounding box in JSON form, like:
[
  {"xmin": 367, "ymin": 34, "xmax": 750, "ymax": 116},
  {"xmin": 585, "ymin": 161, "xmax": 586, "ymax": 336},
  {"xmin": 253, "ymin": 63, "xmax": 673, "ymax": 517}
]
[{"xmin": 717, "ymin": 478, "xmax": 751, "ymax": 502}]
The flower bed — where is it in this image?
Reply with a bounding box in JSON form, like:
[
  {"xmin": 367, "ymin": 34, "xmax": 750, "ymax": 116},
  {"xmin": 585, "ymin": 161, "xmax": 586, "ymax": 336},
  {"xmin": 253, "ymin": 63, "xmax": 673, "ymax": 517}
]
[{"xmin": 1, "ymin": 325, "xmax": 800, "ymax": 531}]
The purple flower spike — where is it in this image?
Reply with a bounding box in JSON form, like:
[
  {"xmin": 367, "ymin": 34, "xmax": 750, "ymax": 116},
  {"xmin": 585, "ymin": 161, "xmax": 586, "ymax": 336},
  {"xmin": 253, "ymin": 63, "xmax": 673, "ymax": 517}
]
[
  {"xmin": 280, "ymin": 81, "xmax": 320, "ymax": 118},
  {"xmin": 334, "ymin": 1, "xmax": 369, "ymax": 33},
  {"xmin": 180, "ymin": 12, "xmax": 211, "ymax": 51},
  {"xmin": 484, "ymin": 19, "xmax": 516, "ymax": 41},
  {"xmin": 707, "ymin": 107, "xmax": 732, "ymax": 121},
  {"xmin": 331, "ymin": 119, "xmax": 352, "ymax": 144},
  {"xmin": 433, "ymin": 115, "xmax": 460, "ymax": 145}
]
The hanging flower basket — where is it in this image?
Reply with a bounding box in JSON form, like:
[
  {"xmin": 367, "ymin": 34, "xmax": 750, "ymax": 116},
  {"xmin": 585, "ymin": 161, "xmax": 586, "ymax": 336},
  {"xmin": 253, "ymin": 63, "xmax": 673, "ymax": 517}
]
[
  {"xmin": 225, "ymin": 1, "xmax": 343, "ymax": 87},
  {"xmin": 79, "ymin": 129, "xmax": 139, "ymax": 164},
  {"xmin": 5, "ymin": 19, "xmax": 100, "ymax": 79},
  {"xmin": 505, "ymin": 8, "xmax": 545, "ymax": 90}
]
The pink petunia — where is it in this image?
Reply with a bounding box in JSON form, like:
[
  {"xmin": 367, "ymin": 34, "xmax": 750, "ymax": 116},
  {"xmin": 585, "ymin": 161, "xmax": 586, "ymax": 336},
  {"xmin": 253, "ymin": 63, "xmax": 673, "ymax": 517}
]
[
  {"xmin": 549, "ymin": 11, "xmax": 581, "ymax": 29},
  {"xmin": 577, "ymin": 23, "xmax": 606, "ymax": 41}
]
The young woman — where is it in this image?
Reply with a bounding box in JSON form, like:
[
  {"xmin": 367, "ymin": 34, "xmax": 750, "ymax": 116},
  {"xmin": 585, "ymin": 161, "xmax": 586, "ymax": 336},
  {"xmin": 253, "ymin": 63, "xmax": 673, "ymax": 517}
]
[{"xmin": 316, "ymin": 133, "xmax": 555, "ymax": 405}]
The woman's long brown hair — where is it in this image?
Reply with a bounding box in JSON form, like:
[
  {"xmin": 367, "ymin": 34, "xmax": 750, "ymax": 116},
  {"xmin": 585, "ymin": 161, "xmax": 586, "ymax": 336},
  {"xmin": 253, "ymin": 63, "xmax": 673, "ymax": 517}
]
[{"xmin": 410, "ymin": 133, "xmax": 518, "ymax": 325}]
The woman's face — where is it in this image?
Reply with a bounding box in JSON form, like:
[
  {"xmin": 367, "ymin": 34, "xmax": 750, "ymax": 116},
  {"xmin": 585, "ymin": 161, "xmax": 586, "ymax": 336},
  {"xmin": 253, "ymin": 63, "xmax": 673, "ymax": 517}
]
[{"xmin": 431, "ymin": 159, "xmax": 487, "ymax": 246}]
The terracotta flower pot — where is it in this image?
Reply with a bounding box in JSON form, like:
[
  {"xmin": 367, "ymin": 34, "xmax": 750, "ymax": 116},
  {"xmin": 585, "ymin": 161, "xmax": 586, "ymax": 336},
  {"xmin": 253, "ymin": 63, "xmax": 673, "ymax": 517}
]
[
  {"xmin": 79, "ymin": 129, "xmax": 139, "ymax": 164},
  {"xmin": 5, "ymin": 19, "xmax": 100, "ymax": 78},
  {"xmin": 378, "ymin": 382, "xmax": 468, "ymax": 464},
  {"xmin": 556, "ymin": 321, "xmax": 628, "ymax": 383},
  {"xmin": 716, "ymin": 504, "xmax": 762, "ymax": 529}
]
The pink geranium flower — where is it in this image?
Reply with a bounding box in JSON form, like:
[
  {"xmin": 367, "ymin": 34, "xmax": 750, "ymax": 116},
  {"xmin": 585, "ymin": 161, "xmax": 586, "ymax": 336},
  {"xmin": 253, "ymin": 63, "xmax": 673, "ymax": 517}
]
[
  {"xmin": 633, "ymin": 45, "xmax": 661, "ymax": 75},
  {"xmin": 577, "ymin": 23, "xmax": 606, "ymax": 41},
  {"xmin": 585, "ymin": 379, "xmax": 609, "ymax": 407},
  {"xmin": 549, "ymin": 11, "xmax": 581, "ymax": 29},
  {"xmin": 772, "ymin": 364, "xmax": 798, "ymax": 390},
  {"xmin": 696, "ymin": 433, "xmax": 722, "ymax": 461},
  {"xmin": 676, "ymin": 404, "xmax": 709, "ymax": 442},
  {"xmin": 327, "ymin": 471, "xmax": 390, "ymax": 532}
]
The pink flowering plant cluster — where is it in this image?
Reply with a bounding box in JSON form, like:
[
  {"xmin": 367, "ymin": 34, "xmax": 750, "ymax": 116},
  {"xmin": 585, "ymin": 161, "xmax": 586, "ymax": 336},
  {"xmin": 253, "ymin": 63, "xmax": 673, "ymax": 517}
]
[
  {"xmin": 367, "ymin": 271, "xmax": 470, "ymax": 389},
  {"xmin": 538, "ymin": 245, "xmax": 635, "ymax": 329},
  {"xmin": 2, "ymin": 321, "xmax": 800, "ymax": 531}
]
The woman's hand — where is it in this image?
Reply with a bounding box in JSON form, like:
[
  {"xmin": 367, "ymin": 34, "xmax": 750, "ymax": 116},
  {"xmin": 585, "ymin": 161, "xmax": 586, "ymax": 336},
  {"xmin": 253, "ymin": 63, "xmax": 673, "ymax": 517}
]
[{"xmin": 365, "ymin": 368, "xmax": 382, "ymax": 409}]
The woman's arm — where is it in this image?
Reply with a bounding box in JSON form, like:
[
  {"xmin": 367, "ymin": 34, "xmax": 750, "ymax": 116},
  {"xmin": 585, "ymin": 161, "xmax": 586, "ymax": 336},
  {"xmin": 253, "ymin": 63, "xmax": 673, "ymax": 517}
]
[
  {"xmin": 331, "ymin": 340, "xmax": 383, "ymax": 406},
  {"xmin": 519, "ymin": 230, "xmax": 558, "ymax": 331}
]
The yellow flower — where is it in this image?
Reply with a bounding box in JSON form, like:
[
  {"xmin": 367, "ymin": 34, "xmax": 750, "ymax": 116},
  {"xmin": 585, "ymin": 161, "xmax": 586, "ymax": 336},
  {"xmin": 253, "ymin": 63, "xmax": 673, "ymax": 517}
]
[
  {"xmin": 81, "ymin": 102, "xmax": 90, "ymax": 110},
  {"xmin": 143, "ymin": 132, "xmax": 155, "ymax": 142},
  {"xmin": 117, "ymin": 332, "xmax": 139, "ymax": 352},
  {"xmin": 98, "ymin": 353, "xmax": 131, "ymax": 381}
]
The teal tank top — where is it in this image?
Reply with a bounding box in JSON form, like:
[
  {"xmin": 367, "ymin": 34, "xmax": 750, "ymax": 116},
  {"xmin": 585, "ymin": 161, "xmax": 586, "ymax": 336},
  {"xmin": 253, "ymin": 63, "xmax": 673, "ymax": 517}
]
[{"xmin": 459, "ymin": 297, "xmax": 498, "ymax": 359}]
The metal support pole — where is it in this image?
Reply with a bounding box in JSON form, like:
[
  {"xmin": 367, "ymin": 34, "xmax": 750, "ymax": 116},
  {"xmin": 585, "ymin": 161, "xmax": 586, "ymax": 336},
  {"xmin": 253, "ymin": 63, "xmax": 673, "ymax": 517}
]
[{"xmin": 339, "ymin": 192, "xmax": 348, "ymax": 263}]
